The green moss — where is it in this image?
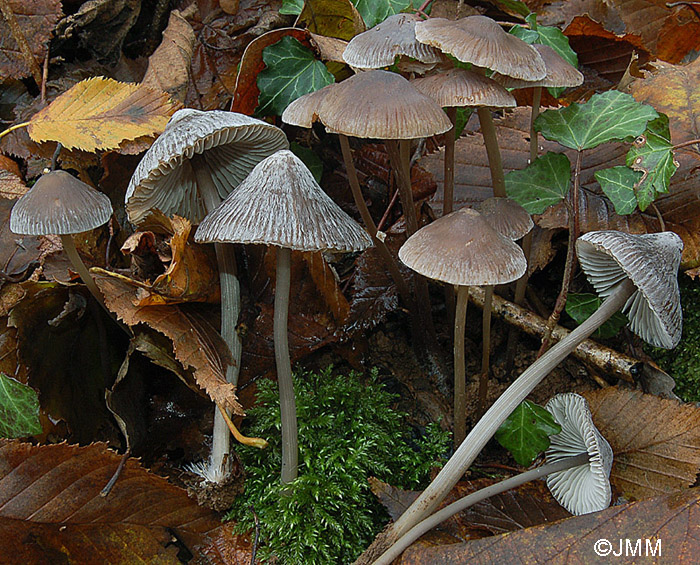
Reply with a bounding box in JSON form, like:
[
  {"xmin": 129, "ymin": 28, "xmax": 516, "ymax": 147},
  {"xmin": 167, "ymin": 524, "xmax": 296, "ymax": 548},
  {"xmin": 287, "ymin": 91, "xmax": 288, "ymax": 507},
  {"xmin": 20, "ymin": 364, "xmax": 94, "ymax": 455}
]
[
  {"xmin": 226, "ymin": 367, "xmax": 450, "ymax": 564},
  {"xmin": 648, "ymin": 276, "xmax": 700, "ymax": 402}
]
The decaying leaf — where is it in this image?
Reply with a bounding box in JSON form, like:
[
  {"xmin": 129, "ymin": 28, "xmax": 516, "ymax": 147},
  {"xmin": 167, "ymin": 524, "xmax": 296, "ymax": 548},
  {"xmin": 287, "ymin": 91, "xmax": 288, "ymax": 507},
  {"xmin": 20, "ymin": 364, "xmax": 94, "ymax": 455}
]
[
  {"xmin": 0, "ymin": 440, "xmax": 252, "ymax": 562},
  {"xmin": 298, "ymin": 0, "xmax": 366, "ymax": 40},
  {"xmin": 585, "ymin": 387, "xmax": 700, "ymax": 501},
  {"xmin": 0, "ymin": 169, "xmax": 26, "ymax": 199},
  {"xmin": 27, "ymin": 77, "xmax": 178, "ymax": 151},
  {"xmin": 0, "ymin": 199, "xmax": 42, "ymax": 282},
  {"xmin": 92, "ymin": 270, "xmax": 241, "ymax": 415}
]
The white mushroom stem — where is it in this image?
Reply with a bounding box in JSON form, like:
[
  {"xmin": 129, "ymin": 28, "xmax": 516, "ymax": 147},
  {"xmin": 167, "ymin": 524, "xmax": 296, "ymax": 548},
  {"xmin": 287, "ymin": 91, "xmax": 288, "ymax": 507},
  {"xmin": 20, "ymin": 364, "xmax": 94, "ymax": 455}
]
[
  {"xmin": 60, "ymin": 234, "xmax": 108, "ymax": 313},
  {"xmin": 274, "ymin": 246, "xmax": 298, "ymax": 484},
  {"xmin": 476, "ymin": 106, "xmax": 506, "ymax": 198},
  {"xmin": 386, "ymin": 277, "xmax": 636, "ymax": 546},
  {"xmin": 375, "ymin": 452, "xmax": 590, "ymax": 565},
  {"xmin": 192, "ymin": 154, "xmax": 243, "ymax": 481}
]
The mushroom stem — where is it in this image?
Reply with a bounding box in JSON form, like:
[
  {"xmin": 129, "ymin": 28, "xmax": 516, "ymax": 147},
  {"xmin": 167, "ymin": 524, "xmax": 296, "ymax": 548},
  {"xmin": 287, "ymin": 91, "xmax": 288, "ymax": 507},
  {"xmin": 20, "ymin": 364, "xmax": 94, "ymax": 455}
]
[
  {"xmin": 192, "ymin": 154, "xmax": 243, "ymax": 480},
  {"xmin": 274, "ymin": 246, "xmax": 298, "ymax": 484},
  {"xmin": 443, "ymin": 107, "xmax": 457, "ymax": 216},
  {"xmin": 453, "ymin": 285, "xmax": 469, "ymax": 447},
  {"xmin": 476, "ymin": 106, "xmax": 506, "ymax": 198},
  {"xmin": 387, "ymin": 277, "xmax": 635, "ymax": 545},
  {"xmin": 505, "ymin": 230, "xmax": 533, "ymax": 373},
  {"xmin": 60, "ymin": 234, "xmax": 108, "ymax": 313},
  {"xmin": 375, "ymin": 452, "xmax": 590, "ymax": 565},
  {"xmin": 478, "ymin": 284, "xmax": 494, "ymax": 414}
]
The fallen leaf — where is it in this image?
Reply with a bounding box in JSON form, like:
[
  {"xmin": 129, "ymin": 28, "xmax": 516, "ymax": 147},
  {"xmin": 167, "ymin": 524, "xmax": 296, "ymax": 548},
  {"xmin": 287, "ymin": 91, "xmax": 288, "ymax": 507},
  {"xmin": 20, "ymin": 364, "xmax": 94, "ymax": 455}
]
[
  {"xmin": 298, "ymin": 0, "xmax": 366, "ymax": 40},
  {"xmin": 0, "ymin": 0, "xmax": 62, "ymax": 81},
  {"xmin": 0, "ymin": 199, "xmax": 42, "ymax": 282},
  {"xmin": 0, "ymin": 170, "xmax": 26, "ymax": 200},
  {"xmin": 309, "ymin": 32, "xmax": 349, "ymax": 63},
  {"xmin": 0, "ymin": 440, "xmax": 250, "ymax": 561},
  {"xmin": 585, "ymin": 387, "xmax": 700, "ymax": 500},
  {"xmin": 27, "ymin": 77, "xmax": 179, "ymax": 151},
  {"xmin": 656, "ymin": 4, "xmax": 700, "ymax": 64},
  {"xmin": 141, "ymin": 10, "xmax": 195, "ymax": 103},
  {"xmin": 92, "ymin": 269, "xmax": 242, "ymax": 415}
]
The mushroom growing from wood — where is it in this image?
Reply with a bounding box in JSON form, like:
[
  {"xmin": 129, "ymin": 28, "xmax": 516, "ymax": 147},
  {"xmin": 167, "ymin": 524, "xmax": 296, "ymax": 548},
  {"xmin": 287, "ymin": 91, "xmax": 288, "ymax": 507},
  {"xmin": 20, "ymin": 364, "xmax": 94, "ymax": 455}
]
[
  {"xmin": 195, "ymin": 150, "xmax": 372, "ymax": 484},
  {"xmin": 126, "ymin": 108, "xmax": 288, "ymax": 483}
]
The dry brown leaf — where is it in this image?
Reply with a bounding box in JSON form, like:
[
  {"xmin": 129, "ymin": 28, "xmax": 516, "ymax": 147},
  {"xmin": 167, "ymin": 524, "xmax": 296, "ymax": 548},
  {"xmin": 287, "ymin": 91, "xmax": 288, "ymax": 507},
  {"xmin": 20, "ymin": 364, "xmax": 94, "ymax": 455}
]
[
  {"xmin": 309, "ymin": 32, "xmax": 349, "ymax": 63},
  {"xmin": 92, "ymin": 270, "xmax": 242, "ymax": 415},
  {"xmin": 27, "ymin": 77, "xmax": 179, "ymax": 151},
  {"xmin": 0, "ymin": 0, "xmax": 62, "ymax": 81},
  {"xmin": 400, "ymin": 486, "xmax": 700, "ymax": 563},
  {"xmin": 0, "ymin": 169, "xmax": 26, "ymax": 199},
  {"xmin": 298, "ymin": 0, "xmax": 366, "ymax": 41},
  {"xmin": 585, "ymin": 387, "xmax": 700, "ymax": 501},
  {"xmin": 141, "ymin": 10, "xmax": 195, "ymax": 103},
  {"xmin": 304, "ymin": 252, "xmax": 350, "ymax": 324}
]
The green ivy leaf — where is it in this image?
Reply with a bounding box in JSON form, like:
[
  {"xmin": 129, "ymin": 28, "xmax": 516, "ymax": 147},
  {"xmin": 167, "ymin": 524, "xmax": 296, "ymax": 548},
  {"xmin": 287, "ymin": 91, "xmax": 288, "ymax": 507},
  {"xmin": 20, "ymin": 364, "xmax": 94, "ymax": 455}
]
[
  {"xmin": 257, "ymin": 36, "xmax": 335, "ymax": 117},
  {"xmin": 626, "ymin": 114, "xmax": 678, "ymax": 211},
  {"xmin": 496, "ymin": 401, "xmax": 561, "ymax": 467},
  {"xmin": 535, "ymin": 91, "xmax": 659, "ymax": 151},
  {"xmin": 511, "ymin": 25, "xmax": 577, "ymax": 68},
  {"xmin": 290, "ymin": 142, "xmax": 324, "ymax": 183},
  {"xmin": 505, "ymin": 152, "xmax": 571, "ymax": 214},
  {"xmin": 0, "ymin": 372, "xmax": 42, "ymax": 438},
  {"xmin": 453, "ymin": 107, "xmax": 473, "ymax": 139},
  {"xmin": 565, "ymin": 293, "xmax": 629, "ymax": 339},
  {"xmin": 352, "ymin": 0, "xmax": 411, "ymax": 28},
  {"xmin": 492, "ymin": 0, "xmax": 531, "ymax": 18},
  {"xmin": 280, "ymin": 0, "xmax": 305, "ymax": 15},
  {"xmin": 595, "ymin": 166, "xmax": 643, "ymax": 215}
]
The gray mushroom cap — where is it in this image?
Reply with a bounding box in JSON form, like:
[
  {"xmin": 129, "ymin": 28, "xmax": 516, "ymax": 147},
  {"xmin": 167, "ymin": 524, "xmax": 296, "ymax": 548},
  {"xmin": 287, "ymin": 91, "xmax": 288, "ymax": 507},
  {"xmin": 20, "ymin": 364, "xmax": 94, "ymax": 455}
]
[
  {"xmin": 545, "ymin": 392, "xmax": 613, "ymax": 516},
  {"xmin": 342, "ymin": 13, "xmax": 442, "ymax": 69},
  {"xmin": 478, "ymin": 197, "xmax": 533, "ymax": 241},
  {"xmin": 10, "ymin": 170, "xmax": 112, "ymax": 236},
  {"xmin": 493, "ymin": 44, "xmax": 584, "ymax": 89},
  {"xmin": 125, "ymin": 109, "xmax": 289, "ymax": 225},
  {"xmin": 281, "ymin": 85, "xmax": 334, "ymax": 129},
  {"xmin": 194, "ymin": 150, "xmax": 373, "ymax": 253},
  {"xmin": 411, "ymin": 68, "xmax": 516, "ymax": 109},
  {"xmin": 576, "ymin": 230, "xmax": 683, "ymax": 349},
  {"xmin": 398, "ymin": 207, "xmax": 527, "ymax": 286}
]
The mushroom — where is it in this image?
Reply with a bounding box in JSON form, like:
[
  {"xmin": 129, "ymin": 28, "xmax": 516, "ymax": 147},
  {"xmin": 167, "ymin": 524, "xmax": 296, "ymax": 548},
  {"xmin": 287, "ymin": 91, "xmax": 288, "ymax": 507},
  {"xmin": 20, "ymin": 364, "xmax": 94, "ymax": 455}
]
[
  {"xmin": 374, "ymin": 392, "xmax": 610, "ymax": 564},
  {"xmin": 10, "ymin": 170, "xmax": 112, "ymax": 312},
  {"xmin": 126, "ymin": 108, "xmax": 288, "ymax": 483},
  {"xmin": 398, "ymin": 207, "xmax": 527, "ymax": 446},
  {"xmin": 381, "ymin": 230, "xmax": 682, "ymax": 551},
  {"xmin": 195, "ymin": 150, "xmax": 372, "ymax": 484}
]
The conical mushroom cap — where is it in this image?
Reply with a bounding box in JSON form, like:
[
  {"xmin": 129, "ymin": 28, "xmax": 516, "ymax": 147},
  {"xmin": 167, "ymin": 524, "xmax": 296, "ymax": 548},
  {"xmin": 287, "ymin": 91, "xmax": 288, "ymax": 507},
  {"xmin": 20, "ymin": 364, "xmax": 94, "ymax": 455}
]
[
  {"xmin": 194, "ymin": 150, "xmax": 373, "ymax": 252},
  {"xmin": 576, "ymin": 230, "xmax": 683, "ymax": 349},
  {"xmin": 478, "ymin": 197, "xmax": 533, "ymax": 240},
  {"xmin": 411, "ymin": 68, "xmax": 516, "ymax": 108},
  {"xmin": 343, "ymin": 13, "xmax": 442, "ymax": 69},
  {"xmin": 317, "ymin": 70, "xmax": 452, "ymax": 139},
  {"xmin": 545, "ymin": 393, "xmax": 613, "ymax": 516},
  {"xmin": 126, "ymin": 109, "xmax": 289, "ymax": 225},
  {"xmin": 281, "ymin": 85, "xmax": 334, "ymax": 128},
  {"xmin": 493, "ymin": 44, "xmax": 583, "ymax": 89},
  {"xmin": 414, "ymin": 16, "xmax": 546, "ymax": 81},
  {"xmin": 10, "ymin": 170, "xmax": 112, "ymax": 236},
  {"xmin": 398, "ymin": 207, "xmax": 526, "ymax": 286}
]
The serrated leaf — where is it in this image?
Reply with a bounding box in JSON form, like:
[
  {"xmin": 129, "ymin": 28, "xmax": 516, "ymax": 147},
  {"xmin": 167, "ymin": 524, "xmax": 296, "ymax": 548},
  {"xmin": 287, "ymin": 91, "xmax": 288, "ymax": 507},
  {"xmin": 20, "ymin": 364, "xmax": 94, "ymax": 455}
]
[
  {"xmin": 290, "ymin": 142, "xmax": 323, "ymax": 183},
  {"xmin": 535, "ymin": 91, "xmax": 659, "ymax": 151},
  {"xmin": 280, "ymin": 0, "xmax": 305, "ymax": 15},
  {"xmin": 496, "ymin": 401, "xmax": 561, "ymax": 467},
  {"xmin": 565, "ymin": 293, "xmax": 628, "ymax": 339},
  {"xmin": 595, "ymin": 166, "xmax": 642, "ymax": 215},
  {"xmin": 257, "ymin": 36, "xmax": 335, "ymax": 117},
  {"xmin": 0, "ymin": 374, "xmax": 41, "ymax": 438},
  {"xmin": 505, "ymin": 152, "xmax": 571, "ymax": 214},
  {"xmin": 351, "ymin": 0, "xmax": 411, "ymax": 28},
  {"xmin": 27, "ymin": 77, "xmax": 178, "ymax": 151},
  {"xmin": 626, "ymin": 114, "xmax": 678, "ymax": 211}
]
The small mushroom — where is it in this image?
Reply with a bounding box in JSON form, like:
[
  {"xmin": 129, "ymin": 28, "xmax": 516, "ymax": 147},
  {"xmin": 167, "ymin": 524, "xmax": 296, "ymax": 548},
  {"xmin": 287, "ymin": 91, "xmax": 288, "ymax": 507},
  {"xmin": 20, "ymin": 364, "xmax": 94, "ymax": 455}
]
[
  {"xmin": 399, "ymin": 207, "xmax": 526, "ymax": 446},
  {"xmin": 195, "ymin": 150, "xmax": 372, "ymax": 484},
  {"xmin": 10, "ymin": 170, "xmax": 112, "ymax": 312}
]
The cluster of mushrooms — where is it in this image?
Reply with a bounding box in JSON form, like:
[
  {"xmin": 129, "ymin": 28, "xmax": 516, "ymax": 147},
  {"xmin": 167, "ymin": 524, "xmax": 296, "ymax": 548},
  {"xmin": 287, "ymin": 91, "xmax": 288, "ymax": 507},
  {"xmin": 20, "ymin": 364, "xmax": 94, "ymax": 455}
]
[{"xmin": 7, "ymin": 10, "xmax": 685, "ymax": 564}]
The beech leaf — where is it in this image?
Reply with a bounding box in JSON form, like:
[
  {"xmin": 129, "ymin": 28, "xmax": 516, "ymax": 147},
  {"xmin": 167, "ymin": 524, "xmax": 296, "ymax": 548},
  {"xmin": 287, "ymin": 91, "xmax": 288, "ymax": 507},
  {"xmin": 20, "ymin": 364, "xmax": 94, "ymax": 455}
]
[
  {"xmin": 0, "ymin": 373, "xmax": 41, "ymax": 438},
  {"xmin": 495, "ymin": 401, "xmax": 561, "ymax": 466},
  {"xmin": 256, "ymin": 36, "xmax": 335, "ymax": 117},
  {"xmin": 505, "ymin": 152, "xmax": 571, "ymax": 214},
  {"xmin": 27, "ymin": 77, "xmax": 179, "ymax": 151},
  {"xmin": 535, "ymin": 90, "xmax": 659, "ymax": 150}
]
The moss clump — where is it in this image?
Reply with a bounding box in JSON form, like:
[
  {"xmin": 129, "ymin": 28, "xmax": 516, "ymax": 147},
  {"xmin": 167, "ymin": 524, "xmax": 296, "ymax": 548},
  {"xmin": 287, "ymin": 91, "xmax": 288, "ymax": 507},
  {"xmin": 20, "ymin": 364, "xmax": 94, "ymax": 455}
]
[
  {"xmin": 227, "ymin": 367, "xmax": 450, "ymax": 564},
  {"xmin": 648, "ymin": 276, "xmax": 700, "ymax": 402}
]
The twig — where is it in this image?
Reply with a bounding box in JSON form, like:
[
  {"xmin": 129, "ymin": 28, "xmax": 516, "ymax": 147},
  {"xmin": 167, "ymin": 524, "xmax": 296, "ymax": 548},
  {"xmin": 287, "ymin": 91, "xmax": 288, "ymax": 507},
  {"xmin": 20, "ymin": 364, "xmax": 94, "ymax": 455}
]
[
  {"xmin": 41, "ymin": 45, "xmax": 50, "ymax": 105},
  {"xmin": 100, "ymin": 449, "xmax": 131, "ymax": 497}
]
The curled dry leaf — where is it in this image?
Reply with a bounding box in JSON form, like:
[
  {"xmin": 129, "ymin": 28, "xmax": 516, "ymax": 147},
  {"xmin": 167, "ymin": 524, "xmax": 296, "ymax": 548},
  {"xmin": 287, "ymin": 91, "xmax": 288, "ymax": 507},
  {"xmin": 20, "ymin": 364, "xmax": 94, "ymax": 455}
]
[
  {"xmin": 27, "ymin": 77, "xmax": 179, "ymax": 151},
  {"xmin": 92, "ymin": 270, "xmax": 242, "ymax": 415},
  {"xmin": 584, "ymin": 387, "xmax": 700, "ymax": 501}
]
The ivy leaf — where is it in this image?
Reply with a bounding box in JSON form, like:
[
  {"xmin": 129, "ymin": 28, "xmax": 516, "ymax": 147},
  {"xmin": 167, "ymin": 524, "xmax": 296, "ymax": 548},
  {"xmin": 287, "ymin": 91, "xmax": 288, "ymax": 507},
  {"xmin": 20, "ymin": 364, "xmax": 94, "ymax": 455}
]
[
  {"xmin": 595, "ymin": 166, "xmax": 643, "ymax": 215},
  {"xmin": 492, "ymin": 0, "xmax": 531, "ymax": 18},
  {"xmin": 505, "ymin": 152, "xmax": 571, "ymax": 214},
  {"xmin": 257, "ymin": 36, "xmax": 335, "ymax": 117},
  {"xmin": 290, "ymin": 142, "xmax": 323, "ymax": 183},
  {"xmin": 453, "ymin": 107, "xmax": 473, "ymax": 139},
  {"xmin": 496, "ymin": 401, "xmax": 561, "ymax": 467},
  {"xmin": 280, "ymin": 0, "xmax": 305, "ymax": 15},
  {"xmin": 511, "ymin": 24, "xmax": 577, "ymax": 68},
  {"xmin": 352, "ymin": 0, "xmax": 411, "ymax": 28},
  {"xmin": 535, "ymin": 91, "xmax": 659, "ymax": 151},
  {"xmin": 566, "ymin": 293, "xmax": 628, "ymax": 339},
  {"xmin": 626, "ymin": 114, "xmax": 678, "ymax": 211},
  {"xmin": 0, "ymin": 373, "xmax": 42, "ymax": 438}
]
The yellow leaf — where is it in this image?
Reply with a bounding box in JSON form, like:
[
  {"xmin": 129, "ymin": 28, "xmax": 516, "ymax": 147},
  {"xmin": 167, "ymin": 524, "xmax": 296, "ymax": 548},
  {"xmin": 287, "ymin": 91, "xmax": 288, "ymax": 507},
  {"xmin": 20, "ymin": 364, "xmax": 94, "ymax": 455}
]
[{"xmin": 27, "ymin": 77, "xmax": 179, "ymax": 151}]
